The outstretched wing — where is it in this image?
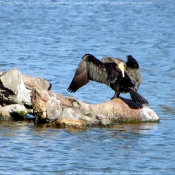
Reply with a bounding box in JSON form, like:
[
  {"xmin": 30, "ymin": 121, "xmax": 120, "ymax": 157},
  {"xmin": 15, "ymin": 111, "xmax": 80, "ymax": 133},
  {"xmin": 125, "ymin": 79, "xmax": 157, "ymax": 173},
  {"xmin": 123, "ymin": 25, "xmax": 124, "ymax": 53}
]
[
  {"xmin": 125, "ymin": 55, "xmax": 142, "ymax": 89},
  {"xmin": 84, "ymin": 54, "xmax": 123, "ymax": 84},
  {"xmin": 67, "ymin": 58, "xmax": 89, "ymax": 92},
  {"xmin": 84, "ymin": 54, "xmax": 109, "ymax": 84},
  {"xmin": 67, "ymin": 54, "xmax": 107, "ymax": 92},
  {"xmin": 67, "ymin": 54, "xmax": 122, "ymax": 93}
]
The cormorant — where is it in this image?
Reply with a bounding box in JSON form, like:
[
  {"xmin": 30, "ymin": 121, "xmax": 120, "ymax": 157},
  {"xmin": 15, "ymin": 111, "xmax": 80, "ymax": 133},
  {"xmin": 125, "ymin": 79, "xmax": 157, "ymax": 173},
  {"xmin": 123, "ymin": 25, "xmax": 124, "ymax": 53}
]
[{"xmin": 67, "ymin": 54, "xmax": 148, "ymax": 104}]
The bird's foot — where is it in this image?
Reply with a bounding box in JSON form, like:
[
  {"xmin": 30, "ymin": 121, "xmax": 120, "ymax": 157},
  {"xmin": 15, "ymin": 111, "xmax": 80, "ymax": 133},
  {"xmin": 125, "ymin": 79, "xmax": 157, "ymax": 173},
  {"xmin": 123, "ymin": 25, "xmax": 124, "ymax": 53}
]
[{"xmin": 111, "ymin": 93, "xmax": 120, "ymax": 100}]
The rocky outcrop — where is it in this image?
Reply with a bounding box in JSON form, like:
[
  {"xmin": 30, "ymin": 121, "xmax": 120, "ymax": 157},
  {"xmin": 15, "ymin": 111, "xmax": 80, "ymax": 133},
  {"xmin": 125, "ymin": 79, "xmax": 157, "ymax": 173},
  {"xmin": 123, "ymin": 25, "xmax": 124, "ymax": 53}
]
[
  {"xmin": 0, "ymin": 68, "xmax": 159, "ymax": 128},
  {"xmin": 30, "ymin": 88, "xmax": 159, "ymax": 128},
  {"xmin": 22, "ymin": 74, "xmax": 52, "ymax": 90},
  {"xmin": 0, "ymin": 68, "xmax": 31, "ymax": 106},
  {"xmin": 0, "ymin": 69, "xmax": 51, "ymax": 106}
]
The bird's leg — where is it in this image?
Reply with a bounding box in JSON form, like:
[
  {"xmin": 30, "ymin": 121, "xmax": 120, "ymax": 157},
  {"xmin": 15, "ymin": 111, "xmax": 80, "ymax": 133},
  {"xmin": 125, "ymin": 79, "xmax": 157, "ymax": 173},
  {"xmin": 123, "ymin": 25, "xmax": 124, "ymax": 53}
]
[{"xmin": 111, "ymin": 92, "xmax": 120, "ymax": 99}]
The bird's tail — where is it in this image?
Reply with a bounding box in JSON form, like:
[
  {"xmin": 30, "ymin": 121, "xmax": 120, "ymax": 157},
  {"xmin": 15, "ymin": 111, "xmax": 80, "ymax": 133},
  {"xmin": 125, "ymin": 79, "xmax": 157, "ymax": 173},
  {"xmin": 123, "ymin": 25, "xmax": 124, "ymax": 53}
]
[{"xmin": 130, "ymin": 90, "xmax": 148, "ymax": 104}]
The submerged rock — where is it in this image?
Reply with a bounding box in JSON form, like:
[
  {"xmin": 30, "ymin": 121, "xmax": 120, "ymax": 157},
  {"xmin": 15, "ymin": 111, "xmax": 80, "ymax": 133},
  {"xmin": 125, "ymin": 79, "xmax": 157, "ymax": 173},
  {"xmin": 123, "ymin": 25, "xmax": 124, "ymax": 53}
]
[{"xmin": 53, "ymin": 118, "xmax": 86, "ymax": 129}]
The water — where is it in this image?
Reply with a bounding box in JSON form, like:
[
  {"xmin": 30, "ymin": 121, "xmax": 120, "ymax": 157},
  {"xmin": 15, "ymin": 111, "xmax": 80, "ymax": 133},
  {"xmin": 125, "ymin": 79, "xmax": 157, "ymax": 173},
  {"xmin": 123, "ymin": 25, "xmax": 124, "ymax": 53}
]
[{"xmin": 0, "ymin": 0, "xmax": 175, "ymax": 174}]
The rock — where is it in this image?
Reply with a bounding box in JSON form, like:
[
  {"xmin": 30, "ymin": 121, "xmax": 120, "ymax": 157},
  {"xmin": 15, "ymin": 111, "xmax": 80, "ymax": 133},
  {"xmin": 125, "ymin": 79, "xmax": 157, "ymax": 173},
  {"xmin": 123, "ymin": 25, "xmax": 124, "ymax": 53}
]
[
  {"xmin": 0, "ymin": 104, "xmax": 29, "ymax": 121},
  {"xmin": 0, "ymin": 69, "xmax": 52, "ymax": 106},
  {"xmin": 140, "ymin": 106, "xmax": 159, "ymax": 122},
  {"xmin": 31, "ymin": 87, "xmax": 159, "ymax": 128},
  {"xmin": 0, "ymin": 107, "xmax": 12, "ymax": 121},
  {"xmin": 22, "ymin": 74, "xmax": 52, "ymax": 90},
  {"xmin": 0, "ymin": 71, "xmax": 52, "ymax": 91},
  {"xmin": 78, "ymin": 98, "xmax": 159, "ymax": 123},
  {"xmin": 0, "ymin": 68, "xmax": 159, "ymax": 128},
  {"xmin": 60, "ymin": 107, "xmax": 83, "ymax": 120},
  {"xmin": 96, "ymin": 114, "xmax": 111, "ymax": 126},
  {"xmin": 31, "ymin": 88, "xmax": 72, "ymax": 122},
  {"xmin": 53, "ymin": 118, "xmax": 86, "ymax": 129},
  {"xmin": 0, "ymin": 68, "xmax": 31, "ymax": 106},
  {"xmin": 2, "ymin": 104, "xmax": 28, "ymax": 113}
]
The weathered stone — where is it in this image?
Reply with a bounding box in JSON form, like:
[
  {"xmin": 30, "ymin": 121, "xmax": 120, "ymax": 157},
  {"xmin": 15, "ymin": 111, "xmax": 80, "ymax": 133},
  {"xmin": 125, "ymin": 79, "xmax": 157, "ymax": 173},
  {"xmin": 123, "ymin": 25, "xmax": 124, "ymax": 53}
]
[
  {"xmin": 2, "ymin": 104, "xmax": 28, "ymax": 113},
  {"xmin": 0, "ymin": 104, "xmax": 29, "ymax": 121},
  {"xmin": 0, "ymin": 68, "xmax": 31, "ymax": 106},
  {"xmin": 0, "ymin": 107, "xmax": 12, "ymax": 121},
  {"xmin": 59, "ymin": 107, "xmax": 83, "ymax": 120},
  {"xmin": 78, "ymin": 98, "xmax": 159, "ymax": 123},
  {"xmin": 54, "ymin": 118, "xmax": 86, "ymax": 129},
  {"xmin": 30, "ymin": 88, "xmax": 48, "ymax": 121},
  {"xmin": 0, "ymin": 69, "xmax": 52, "ymax": 106},
  {"xmin": 140, "ymin": 106, "xmax": 159, "ymax": 122},
  {"xmin": 30, "ymin": 86, "xmax": 159, "ymax": 126},
  {"xmin": 22, "ymin": 75, "xmax": 51, "ymax": 90},
  {"xmin": 0, "ymin": 68, "xmax": 159, "ymax": 128},
  {"xmin": 31, "ymin": 88, "xmax": 72, "ymax": 122},
  {"xmin": 96, "ymin": 114, "xmax": 111, "ymax": 126}
]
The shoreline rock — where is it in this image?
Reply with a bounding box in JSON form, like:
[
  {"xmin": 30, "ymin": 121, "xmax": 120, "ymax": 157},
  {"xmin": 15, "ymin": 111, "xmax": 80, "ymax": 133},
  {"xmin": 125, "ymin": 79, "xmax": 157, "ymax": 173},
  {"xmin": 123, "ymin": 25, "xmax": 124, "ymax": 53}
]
[{"xmin": 0, "ymin": 68, "xmax": 159, "ymax": 128}]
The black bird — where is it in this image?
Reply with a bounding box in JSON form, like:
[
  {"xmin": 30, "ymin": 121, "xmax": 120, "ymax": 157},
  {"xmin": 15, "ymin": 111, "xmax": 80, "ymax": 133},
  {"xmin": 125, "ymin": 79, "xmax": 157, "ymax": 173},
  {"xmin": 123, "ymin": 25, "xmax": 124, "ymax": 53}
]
[{"xmin": 67, "ymin": 54, "xmax": 148, "ymax": 104}]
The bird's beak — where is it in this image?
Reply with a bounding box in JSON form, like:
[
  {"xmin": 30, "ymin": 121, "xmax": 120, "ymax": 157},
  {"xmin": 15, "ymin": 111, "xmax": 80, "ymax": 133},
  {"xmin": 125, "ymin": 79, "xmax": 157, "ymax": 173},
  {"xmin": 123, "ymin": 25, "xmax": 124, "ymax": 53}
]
[
  {"xmin": 120, "ymin": 64, "xmax": 125, "ymax": 77},
  {"xmin": 122, "ymin": 70, "xmax": 125, "ymax": 77}
]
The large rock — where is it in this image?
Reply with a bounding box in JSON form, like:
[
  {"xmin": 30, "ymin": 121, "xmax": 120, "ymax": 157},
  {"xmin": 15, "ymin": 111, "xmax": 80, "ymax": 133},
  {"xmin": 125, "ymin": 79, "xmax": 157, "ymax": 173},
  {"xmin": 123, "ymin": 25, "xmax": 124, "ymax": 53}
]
[
  {"xmin": 0, "ymin": 68, "xmax": 31, "ymax": 106},
  {"xmin": 31, "ymin": 88, "xmax": 159, "ymax": 128},
  {"xmin": 22, "ymin": 74, "xmax": 51, "ymax": 90},
  {"xmin": 78, "ymin": 98, "xmax": 159, "ymax": 124},
  {"xmin": 0, "ymin": 69, "xmax": 52, "ymax": 106},
  {"xmin": 31, "ymin": 88, "xmax": 72, "ymax": 122},
  {"xmin": 0, "ymin": 68, "xmax": 159, "ymax": 128}
]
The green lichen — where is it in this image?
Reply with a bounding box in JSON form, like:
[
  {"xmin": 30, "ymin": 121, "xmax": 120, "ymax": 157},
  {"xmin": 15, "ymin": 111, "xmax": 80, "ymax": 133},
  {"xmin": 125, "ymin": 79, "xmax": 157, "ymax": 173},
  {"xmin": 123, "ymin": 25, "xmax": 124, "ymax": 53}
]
[
  {"xmin": 10, "ymin": 110, "xmax": 28, "ymax": 121},
  {"xmin": 16, "ymin": 110, "xmax": 27, "ymax": 117}
]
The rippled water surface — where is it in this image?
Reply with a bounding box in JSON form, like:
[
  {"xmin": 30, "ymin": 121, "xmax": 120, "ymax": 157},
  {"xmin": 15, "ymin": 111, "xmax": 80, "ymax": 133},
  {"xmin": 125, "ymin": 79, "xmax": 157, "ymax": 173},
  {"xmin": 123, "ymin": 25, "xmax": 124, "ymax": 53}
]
[{"xmin": 0, "ymin": 0, "xmax": 175, "ymax": 174}]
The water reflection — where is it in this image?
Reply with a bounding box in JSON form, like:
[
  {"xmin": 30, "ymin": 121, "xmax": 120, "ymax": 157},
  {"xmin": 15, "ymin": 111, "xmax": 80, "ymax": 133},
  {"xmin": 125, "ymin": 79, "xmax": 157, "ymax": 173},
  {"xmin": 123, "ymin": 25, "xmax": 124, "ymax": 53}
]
[
  {"xmin": 159, "ymin": 104, "xmax": 175, "ymax": 116},
  {"xmin": 113, "ymin": 123, "xmax": 158, "ymax": 134}
]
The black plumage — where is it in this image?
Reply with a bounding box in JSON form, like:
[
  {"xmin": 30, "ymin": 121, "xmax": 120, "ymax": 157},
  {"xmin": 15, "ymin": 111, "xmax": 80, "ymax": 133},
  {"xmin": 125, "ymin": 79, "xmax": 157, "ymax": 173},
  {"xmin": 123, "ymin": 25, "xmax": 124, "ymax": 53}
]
[{"xmin": 67, "ymin": 54, "xmax": 148, "ymax": 104}]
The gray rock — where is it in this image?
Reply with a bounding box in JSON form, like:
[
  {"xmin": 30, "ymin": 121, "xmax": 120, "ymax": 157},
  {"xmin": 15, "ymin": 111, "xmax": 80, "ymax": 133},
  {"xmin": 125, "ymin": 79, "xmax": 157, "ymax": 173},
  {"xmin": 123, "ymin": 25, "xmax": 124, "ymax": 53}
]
[
  {"xmin": 22, "ymin": 74, "xmax": 51, "ymax": 90},
  {"xmin": 140, "ymin": 106, "xmax": 159, "ymax": 122},
  {"xmin": 0, "ymin": 68, "xmax": 31, "ymax": 106}
]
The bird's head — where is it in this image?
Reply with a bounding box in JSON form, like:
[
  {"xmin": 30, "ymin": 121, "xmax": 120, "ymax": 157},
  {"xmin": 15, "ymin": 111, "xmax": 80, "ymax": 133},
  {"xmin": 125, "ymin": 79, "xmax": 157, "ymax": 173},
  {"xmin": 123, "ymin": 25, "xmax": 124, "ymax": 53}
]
[{"xmin": 126, "ymin": 55, "xmax": 139, "ymax": 69}]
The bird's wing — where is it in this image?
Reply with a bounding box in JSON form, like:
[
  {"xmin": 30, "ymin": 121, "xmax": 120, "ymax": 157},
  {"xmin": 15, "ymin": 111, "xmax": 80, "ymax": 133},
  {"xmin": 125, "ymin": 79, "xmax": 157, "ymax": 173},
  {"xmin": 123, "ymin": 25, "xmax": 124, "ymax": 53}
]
[
  {"xmin": 67, "ymin": 58, "xmax": 89, "ymax": 92},
  {"xmin": 125, "ymin": 55, "xmax": 142, "ymax": 89},
  {"xmin": 67, "ymin": 54, "xmax": 108, "ymax": 92},
  {"xmin": 67, "ymin": 54, "xmax": 122, "ymax": 92},
  {"xmin": 101, "ymin": 57, "xmax": 116, "ymax": 63}
]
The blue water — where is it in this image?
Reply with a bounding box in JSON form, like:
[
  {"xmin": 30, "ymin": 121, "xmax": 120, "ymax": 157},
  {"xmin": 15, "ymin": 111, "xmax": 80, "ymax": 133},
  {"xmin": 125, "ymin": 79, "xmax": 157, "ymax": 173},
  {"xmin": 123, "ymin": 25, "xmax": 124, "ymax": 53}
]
[{"xmin": 0, "ymin": 0, "xmax": 175, "ymax": 174}]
